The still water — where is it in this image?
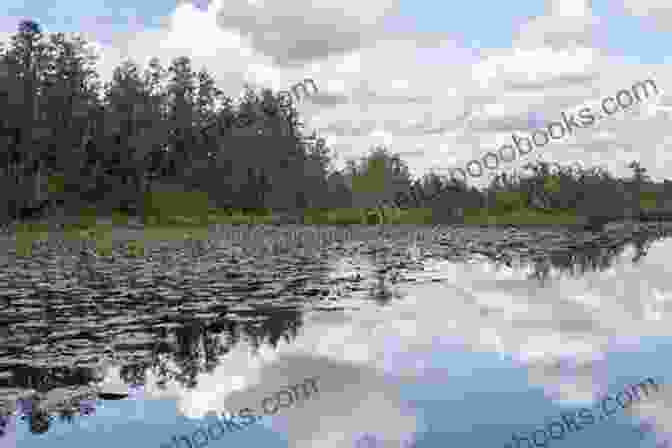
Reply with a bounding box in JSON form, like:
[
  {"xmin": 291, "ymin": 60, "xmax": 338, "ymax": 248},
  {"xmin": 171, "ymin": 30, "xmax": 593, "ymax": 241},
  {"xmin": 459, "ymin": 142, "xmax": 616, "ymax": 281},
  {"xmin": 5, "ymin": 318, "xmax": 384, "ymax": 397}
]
[{"xmin": 1, "ymin": 224, "xmax": 671, "ymax": 448}]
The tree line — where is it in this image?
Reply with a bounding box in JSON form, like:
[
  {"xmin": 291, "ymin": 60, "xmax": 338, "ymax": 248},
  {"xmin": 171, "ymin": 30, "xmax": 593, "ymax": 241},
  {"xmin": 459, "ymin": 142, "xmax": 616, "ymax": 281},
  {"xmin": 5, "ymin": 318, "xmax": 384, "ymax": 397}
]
[
  {"xmin": 0, "ymin": 20, "xmax": 344, "ymax": 222},
  {"xmin": 0, "ymin": 19, "xmax": 667, "ymax": 226}
]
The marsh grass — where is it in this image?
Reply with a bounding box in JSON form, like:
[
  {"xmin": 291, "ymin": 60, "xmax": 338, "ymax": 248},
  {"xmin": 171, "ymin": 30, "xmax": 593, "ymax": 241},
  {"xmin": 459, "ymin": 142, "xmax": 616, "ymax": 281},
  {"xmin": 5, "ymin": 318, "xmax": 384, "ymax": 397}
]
[
  {"xmin": 6, "ymin": 204, "xmax": 583, "ymax": 255},
  {"xmin": 462, "ymin": 208, "xmax": 582, "ymax": 225},
  {"xmin": 124, "ymin": 239, "xmax": 145, "ymax": 257},
  {"xmin": 482, "ymin": 161, "xmax": 669, "ymax": 224},
  {"xmin": 639, "ymin": 191, "xmax": 659, "ymax": 210},
  {"xmin": 302, "ymin": 207, "xmax": 434, "ymax": 225},
  {"xmin": 7, "ymin": 161, "xmax": 670, "ymax": 252}
]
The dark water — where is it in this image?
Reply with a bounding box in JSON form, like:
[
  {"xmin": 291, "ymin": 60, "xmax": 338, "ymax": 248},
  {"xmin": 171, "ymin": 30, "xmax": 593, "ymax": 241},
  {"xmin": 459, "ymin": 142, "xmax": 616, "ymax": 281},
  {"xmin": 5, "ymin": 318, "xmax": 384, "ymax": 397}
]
[{"xmin": 1, "ymin": 223, "xmax": 672, "ymax": 448}]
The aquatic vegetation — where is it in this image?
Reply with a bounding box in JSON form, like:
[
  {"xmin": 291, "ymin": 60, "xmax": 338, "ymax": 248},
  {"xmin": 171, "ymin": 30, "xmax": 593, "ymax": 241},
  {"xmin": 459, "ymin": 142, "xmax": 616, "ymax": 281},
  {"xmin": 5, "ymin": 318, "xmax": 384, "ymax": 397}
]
[{"xmin": 125, "ymin": 239, "xmax": 144, "ymax": 257}]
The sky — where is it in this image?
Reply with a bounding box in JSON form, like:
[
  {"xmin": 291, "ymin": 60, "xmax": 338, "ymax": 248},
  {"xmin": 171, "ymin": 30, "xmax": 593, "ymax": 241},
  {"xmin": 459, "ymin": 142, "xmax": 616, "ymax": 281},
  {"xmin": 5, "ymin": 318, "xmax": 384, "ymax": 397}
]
[{"xmin": 1, "ymin": 0, "xmax": 672, "ymax": 185}]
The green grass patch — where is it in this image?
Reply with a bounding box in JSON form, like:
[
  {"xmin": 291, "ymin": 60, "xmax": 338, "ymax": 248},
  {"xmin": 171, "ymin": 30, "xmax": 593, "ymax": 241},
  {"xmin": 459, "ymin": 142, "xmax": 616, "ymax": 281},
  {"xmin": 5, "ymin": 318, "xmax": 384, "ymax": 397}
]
[
  {"xmin": 125, "ymin": 239, "xmax": 145, "ymax": 257},
  {"xmin": 64, "ymin": 206, "xmax": 100, "ymax": 230},
  {"xmin": 111, "ymin": 210, "xmax": 136, "ymax": 226},
  {"xmin": 544, "ymin": 175, "xmax": 562, "ymax": 193},
  {"xmin": 463, "ymin": 208, "xmax": 581, "ymax": 225},
  {"xmin": 141, "ymin": 191, "xmax": 274, "ymax": 226},
  {"xmin": 493, "ymin": 191, "xmax": 528, "ymax": 214},
  {"xmin": 142, "ymin": 190, "xmax": 211, "ymax": 225},
  {"xmin": 303, "ymin": 208, "xmax": 360, "ymax": 225},
  {"xmin": 640, "ymin": 192, "xmax": 660, "ymax": 210},
  {"xmin": 5, "ymin": 201, "xmax": 598, "ymax": 256},
  {"xmin": 84, "ymin": 226, "xmax": 114, "ymax": 256},
  {"xmin": 641, "ymin": 199, "xmax": 657, "ymax": 210},
  {"xmin": 140, "ymin": 226, "xmax": 211, "ymax": 242},
  {"xmin": 205, "ymin": 212, "xmax": 274, "ymax": 225},
  {"xmin": 300, "ymin": 207, "xmax": 583, "ymax": 225},
  {"xmin": 14, "ymin": 222, "xmax": 51, "ymax": 233},
  {"xmin": 300, "ymin": 207, "xmax": 435, "ymax": 225},
  {"xmin": 13, "ymin": 225, "xmax": 50, "ymax": 256}
]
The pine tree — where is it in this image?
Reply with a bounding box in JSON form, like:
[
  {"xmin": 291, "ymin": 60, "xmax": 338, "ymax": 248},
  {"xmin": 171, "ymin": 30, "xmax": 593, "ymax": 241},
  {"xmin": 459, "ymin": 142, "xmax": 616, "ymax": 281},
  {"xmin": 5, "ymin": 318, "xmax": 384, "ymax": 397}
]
[{"xmin": 2, "ymin": 20, "xmax": 52, "ymax": 213}]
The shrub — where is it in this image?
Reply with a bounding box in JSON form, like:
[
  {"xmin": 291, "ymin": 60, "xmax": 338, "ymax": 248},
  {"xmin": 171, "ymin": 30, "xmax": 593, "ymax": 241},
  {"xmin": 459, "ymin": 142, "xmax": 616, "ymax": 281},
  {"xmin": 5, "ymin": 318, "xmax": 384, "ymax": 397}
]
[
  {"xmin": 142, "ymin": 190, "xmax": 211, "ymax": 225},
  {"xmin": 543, "ymin": 175, "xmax": 561, "ymax": 193},
  {"xmin": 320, "ymin": 208, "xmax": 361, "ymax": 225},
  {"xmin": 47, "ymin": 174, "xmax": 66, "ymax": 194},
  {"xmin": 493, "ymin": 191, "xmax": 528, "ymax": 213},
  {"xmin": 640, "ymin": 191, "xmax": 658, "ymax": 209},
  {"xmin": 125, "ymin": 239, "xmax": 144, "ymax": 257}
]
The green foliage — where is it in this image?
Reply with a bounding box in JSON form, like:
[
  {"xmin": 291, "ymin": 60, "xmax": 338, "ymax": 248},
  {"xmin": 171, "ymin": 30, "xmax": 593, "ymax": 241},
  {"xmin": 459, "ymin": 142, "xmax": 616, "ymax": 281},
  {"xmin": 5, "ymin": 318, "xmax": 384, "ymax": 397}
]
[
  {"xmin": 461, "ymin": 206, "xmax": 580, "ymax": 225},
  {"xmin": 142, "ymin": 191, "xmax": 211, "ymax": 225},
  {"xmin": 493, "ymin": 191, "xmax": 528, "ymax": 213},
  {"xmin": 354, "ymin": 157, "xmax": 387, "ymax": 194},
  {"xmin": 3, "ymin": 20, "xmax": 672, "ymax": 230},
  {"xmin": 345, "ymin": 146, "xmax": 413, "ymax": 208},
  {"xmin": 640, "ymin": 191, "xmax": 658, "ymax": 209},
  {"xmin": 68, "ymin": 206, "xmax": 100, "ymax": 229},
  {"xmin": 543, "ymin": 175, "xmax": 561, "ymax": 193},
  {"xmin": 403, "ymin": 208, "xmax": 434, "ymax": 224},
  {"xmin": 302, "ymin": 208, "xmax": 357, "ymax": 225},
  {"xmin": 300, "ymin": 207, "xmax": 434, "ymax": 225},
  {"xmin": 125, "ymin": 239, "xmax": 144, "ymax": 257},
  {"xmin": 13, "ymin": 222, "xmax": 49, "ymax": 256},
  {"xmin": 47, "ymin": 175, "xmax": 66, "ymax": 194}
]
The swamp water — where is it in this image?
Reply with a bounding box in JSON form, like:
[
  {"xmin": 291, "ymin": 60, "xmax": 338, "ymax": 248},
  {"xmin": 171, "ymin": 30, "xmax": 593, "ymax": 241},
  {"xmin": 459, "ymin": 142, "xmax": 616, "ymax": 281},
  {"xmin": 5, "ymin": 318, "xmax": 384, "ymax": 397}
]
[{"xmin": 1, "ymin": 223, "xmax": 671, "ymax": 448}]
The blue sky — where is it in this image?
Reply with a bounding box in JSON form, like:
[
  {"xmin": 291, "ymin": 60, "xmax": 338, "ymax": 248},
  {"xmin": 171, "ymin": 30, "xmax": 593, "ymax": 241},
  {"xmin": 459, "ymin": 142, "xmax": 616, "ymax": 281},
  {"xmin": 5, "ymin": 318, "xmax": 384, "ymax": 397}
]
[
  {"xmin": 1, "ymin": 0, "xmax": 671, "ymax": 183},
  {"xmin": 3, "ymin": 0, "xmax": 669, "ymax": 64}
]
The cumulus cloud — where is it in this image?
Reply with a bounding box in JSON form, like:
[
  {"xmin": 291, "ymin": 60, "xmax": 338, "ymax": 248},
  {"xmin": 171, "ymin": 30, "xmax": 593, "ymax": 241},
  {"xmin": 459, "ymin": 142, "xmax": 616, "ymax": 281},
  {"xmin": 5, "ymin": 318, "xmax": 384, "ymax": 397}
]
[
  {"xmin": 16, "ymin": 0, "xmax": 669, "ymax": 184},
  {"xmin": 514, "ymin": 0, "xmax": 602, "ymax": 50},
  {"xmin": 621, "ymin": 0, "xmax": 672, "ymax": 31}
]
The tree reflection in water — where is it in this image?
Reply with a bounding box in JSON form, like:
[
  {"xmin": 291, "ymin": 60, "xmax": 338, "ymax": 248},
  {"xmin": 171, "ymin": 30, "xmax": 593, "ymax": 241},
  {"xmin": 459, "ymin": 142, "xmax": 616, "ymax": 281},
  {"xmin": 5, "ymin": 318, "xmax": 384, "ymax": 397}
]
[
  {"xmin": 2, "ymin": 308, "xmax": 304, "ymax": 434},
  {"xmin": 2, "ymin": 227, "xmax": 671, "ymax": 436},
  {"xmin": 485, "ymin": 230, "xmax": 667, "ymax": 285}
]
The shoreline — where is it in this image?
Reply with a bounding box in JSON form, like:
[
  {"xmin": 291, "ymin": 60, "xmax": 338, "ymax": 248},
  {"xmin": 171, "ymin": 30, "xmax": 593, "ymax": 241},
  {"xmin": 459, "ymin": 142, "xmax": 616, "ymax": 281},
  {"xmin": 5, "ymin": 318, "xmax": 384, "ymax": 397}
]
[{"xmin": 1, "ymin": 215, "xmax": 669, "ymax": 238}]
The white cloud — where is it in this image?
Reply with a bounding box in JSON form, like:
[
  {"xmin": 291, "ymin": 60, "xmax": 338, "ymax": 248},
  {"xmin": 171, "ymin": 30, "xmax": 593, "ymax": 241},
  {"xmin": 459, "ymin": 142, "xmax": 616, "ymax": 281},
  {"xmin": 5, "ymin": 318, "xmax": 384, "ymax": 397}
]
[
  {"xmin": 622, "ymin": 0, "xmax": 672, "ymax": 31},
  {"xmin": 74, "ymin": 0, "xmax": 672, "ymax": 184},
  {"xmin": 547, "ymin": 0, "xmax": 593, "ymax": 17},
  {"xmin": 161, "ymin": 3, "xmax": 246, "ymax": 58}
]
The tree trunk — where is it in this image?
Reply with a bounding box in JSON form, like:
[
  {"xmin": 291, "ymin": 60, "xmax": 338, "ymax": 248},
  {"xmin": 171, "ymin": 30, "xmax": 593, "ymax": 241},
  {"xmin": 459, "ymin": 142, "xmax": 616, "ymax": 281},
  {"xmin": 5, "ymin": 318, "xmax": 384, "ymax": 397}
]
[
  {"xmin": 34, "ymin": 165, "xmax": 42, "ymax": 204},
  {"xmin": 0, "ymin": 167, "xmax": 14, "ymax": 227}
]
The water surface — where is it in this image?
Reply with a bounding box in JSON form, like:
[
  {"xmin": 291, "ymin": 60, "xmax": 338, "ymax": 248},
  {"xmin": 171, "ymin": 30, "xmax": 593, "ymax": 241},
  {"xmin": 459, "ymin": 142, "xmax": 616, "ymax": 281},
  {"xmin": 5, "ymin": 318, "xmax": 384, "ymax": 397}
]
[{"xmin": 1, "ymin": 224, "xmax": 672, "ymax": 448}]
